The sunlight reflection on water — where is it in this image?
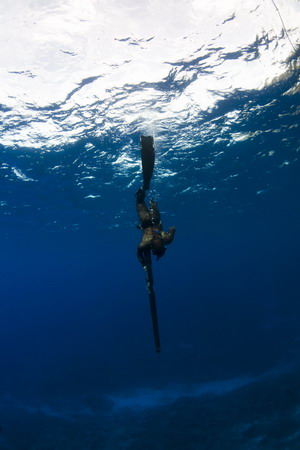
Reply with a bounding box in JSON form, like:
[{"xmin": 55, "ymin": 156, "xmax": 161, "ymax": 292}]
[{"xmin": 0, "ymin": 0, "xmax": 298, "ymax": 149}]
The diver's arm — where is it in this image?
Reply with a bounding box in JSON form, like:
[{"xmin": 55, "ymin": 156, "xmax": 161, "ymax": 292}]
[
  {"xmin": 137, "ymin": 242, "xmax": 150, "ymax": 266},
  {"xmin": 162, "ymin": 226, "xmax": 175, "ymax": 245},
  {"xmin": 137, "ymin": 247, "xmax": 145, "ymax": 266}
]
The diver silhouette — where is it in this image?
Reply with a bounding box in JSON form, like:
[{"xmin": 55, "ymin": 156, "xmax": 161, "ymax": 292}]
[{"xmin": 136, "ymin": 135, "xmax": 175, "ymax": 266}]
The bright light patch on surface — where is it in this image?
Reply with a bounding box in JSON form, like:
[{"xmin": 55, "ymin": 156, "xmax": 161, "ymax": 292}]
[{"xmin": 0, "ymin": 0, "xmax": 299, "ymax": 148}]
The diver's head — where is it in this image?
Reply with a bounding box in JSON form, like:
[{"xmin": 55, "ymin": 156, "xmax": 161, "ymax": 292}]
[{"xmin": 152, "ymin": 242, "xmax": 166, "ymax": 261}]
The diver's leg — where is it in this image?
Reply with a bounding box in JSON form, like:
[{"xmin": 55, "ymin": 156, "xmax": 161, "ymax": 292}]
[
  {"xmin": 136, "ymin": 188, "xmax": 151, "ymax": 227},
  {"xmin": 150, "ymin": 199, "xmax": 161, "ymax": 225}
]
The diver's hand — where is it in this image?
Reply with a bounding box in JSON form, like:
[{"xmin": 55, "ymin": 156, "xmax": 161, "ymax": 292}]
[{"xmin": 169, "ymin": 226, "xmax": 176, "ymax": 237}]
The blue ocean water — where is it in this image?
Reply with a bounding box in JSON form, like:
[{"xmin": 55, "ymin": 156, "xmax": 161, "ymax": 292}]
[{"xmin": 1, "ymin": 1, "xmax": 300, "ymax": 448}]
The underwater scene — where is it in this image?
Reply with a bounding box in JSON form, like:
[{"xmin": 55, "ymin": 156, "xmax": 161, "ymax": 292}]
[{"xmin": 0, "ymin": 0, "xmax": 300, "ymax": 448}]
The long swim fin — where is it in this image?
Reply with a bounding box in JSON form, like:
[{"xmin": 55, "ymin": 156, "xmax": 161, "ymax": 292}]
[{"xmin": 140, "ymin": 135, "xmax": 155, "ymax": 191}]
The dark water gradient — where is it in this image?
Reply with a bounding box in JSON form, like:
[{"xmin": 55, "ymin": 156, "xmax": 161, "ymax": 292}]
[{"xmin": 1, "ymin": 53, "xmax": 300, "ymax": 450}]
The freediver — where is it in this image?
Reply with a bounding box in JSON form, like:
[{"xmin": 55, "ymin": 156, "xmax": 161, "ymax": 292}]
[{"xmin": 136, "ymin": 187, "xmax": 175, "ymax": 266}]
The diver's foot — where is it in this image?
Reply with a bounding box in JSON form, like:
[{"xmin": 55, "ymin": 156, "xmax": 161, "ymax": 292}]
[{"xmin": 135, "ymin": 187, "xmax": 145, "ymax": 202}]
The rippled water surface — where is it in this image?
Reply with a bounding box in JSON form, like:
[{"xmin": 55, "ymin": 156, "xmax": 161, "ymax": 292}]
[{"xmin": 0, "ymin": 0, "xmax": 300, "ymax": 449}]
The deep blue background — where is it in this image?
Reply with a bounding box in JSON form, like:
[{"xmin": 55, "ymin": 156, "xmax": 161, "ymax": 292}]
[{"xmin": 0, "ymin": 71, "xmax": 300, "ymax": 448}]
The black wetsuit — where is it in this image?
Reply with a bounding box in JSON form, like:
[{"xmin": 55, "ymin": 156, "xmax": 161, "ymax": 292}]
[{"xmin": 136, "ymin": 189, "xmax": 175, "ymax": 266}]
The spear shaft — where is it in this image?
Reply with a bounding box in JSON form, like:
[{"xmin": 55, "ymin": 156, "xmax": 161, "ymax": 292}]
[{"xmin": 143, "ymin": 250, "xmax": 161, "ymax": 352}]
